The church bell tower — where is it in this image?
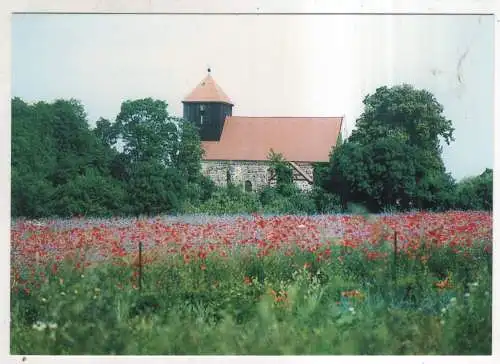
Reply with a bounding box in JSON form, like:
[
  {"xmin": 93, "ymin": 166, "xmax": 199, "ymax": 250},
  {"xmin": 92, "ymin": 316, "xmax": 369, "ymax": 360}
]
[{"xmin": 182, "ymin": 68, "xmax": 233, "ymax": 141}]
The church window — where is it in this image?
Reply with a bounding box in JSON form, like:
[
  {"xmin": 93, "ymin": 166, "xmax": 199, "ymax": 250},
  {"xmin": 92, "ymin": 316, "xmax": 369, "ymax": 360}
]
[
  {"xmin": 200, "ymin": 105, "xmax": 206, "ymax": 125},
  {"xmin": 245, "ymin": 180, "xmax": 253, "ymax": 192}
]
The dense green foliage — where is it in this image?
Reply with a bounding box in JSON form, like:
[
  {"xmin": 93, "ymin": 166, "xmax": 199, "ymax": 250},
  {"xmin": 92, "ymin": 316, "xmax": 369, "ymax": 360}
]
[
  {"xmin": 11, "ymin": 84, "xmax": 492, "ymax": 218},
  {"xmin": 325, "ymin": 84, "xmax": 491, "ymax": 213},
  {"xmin": 454, "ymin": 168, "xmax": 493, "ymax": 211},
  {"xmin": 11, "ymin": 97, "xmax": 210, "ymax": 218},
  {"xmin": 11, "ymin": 241, "xmax": 492, "ymax": 354}
]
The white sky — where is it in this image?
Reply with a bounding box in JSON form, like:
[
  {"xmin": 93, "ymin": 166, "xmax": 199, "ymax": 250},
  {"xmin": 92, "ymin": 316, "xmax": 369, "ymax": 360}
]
[{"xmin": 11, "ymin": 14, "xmax": 494, "ymax": 181}]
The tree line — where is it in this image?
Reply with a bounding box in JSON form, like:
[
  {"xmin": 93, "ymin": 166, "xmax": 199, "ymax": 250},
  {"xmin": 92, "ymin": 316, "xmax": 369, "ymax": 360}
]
[{"xmin": 11, "ymin": 84, "xmax": 492, "ymax": 218}]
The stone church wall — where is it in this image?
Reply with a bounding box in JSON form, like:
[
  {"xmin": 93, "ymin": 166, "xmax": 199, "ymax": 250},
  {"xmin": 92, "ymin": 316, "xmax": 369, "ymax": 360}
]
[{"xmin": 201, "ymin": 160, "xmax": 314, "ymax": 192}]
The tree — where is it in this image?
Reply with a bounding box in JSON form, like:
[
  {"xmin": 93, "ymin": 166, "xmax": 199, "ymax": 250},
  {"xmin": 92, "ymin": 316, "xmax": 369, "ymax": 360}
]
[
  {"xmin": 94, "ymin": 117, "xmax": 119, "ymax": 148},
  {"xmin": 126, "ymin": 161, "xmax": 185, "ymax": 216},
  {"xmin": 327, "ymin": 84, "xmax": 455, "ymax": 212},
  {"xmin": 268, "ymin": 150, "xmax": 294, "ymax": 187},
  {"xmin": 477, "ymin": 168, "xmax": 493, "ymax": 210},
  {"xmin": 349, "ymin": 84, "xmax": 454, "ymax": 151},
  {"xmin": 90, "ymin": 118, "xmax": 123, "ymax": 178},
  {"xmin": 114, "ymin": 98, "xmax": 206, "ymax": 213},
  {"xmin": 52, "ymin": 168, "xmax": 128, "ymax": 217},
  {"xmin": 11, "ymin": 96, "xmax": 212, "ymax": 218},
  {"xmin": 171, "ymin": 119, "xmax": 215, "ymax": 205},
  {"xmin": 115, "ymin": 98, "xmax": 179, "ymax": 165},
  {"xmin": 11, "ymin": 97, "xmax": 128, "ymax": 217},
  {"xmin": 47, "ymin": 99, "xmax": 99, "ymax": 185},
  {"xmin": 11, "ymin": 168, "xmax": 56, "ymax": 218},
  {"xmin": 12, "ymin": 98, "xmax": 58, "ymax": 217},
  {"xmin": 328, "ymin": 139, "xmax": 410, "ymax": 211},
  {"xmin": 455, "ymin": 168, "xmax": 493, "ymax": 211},
  {"xmin": 11, "ymin": 98, "xmax": 58, "ymax": 177},
  {"xmin": 174, "ymin": 119, "xmax": 204, "ymax": 183}
]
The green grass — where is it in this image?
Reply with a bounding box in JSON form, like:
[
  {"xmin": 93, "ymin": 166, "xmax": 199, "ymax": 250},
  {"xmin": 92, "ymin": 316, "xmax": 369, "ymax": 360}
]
[{"xmin": 11, "ymin": 243, "xmax": 492, "ymax": 355}]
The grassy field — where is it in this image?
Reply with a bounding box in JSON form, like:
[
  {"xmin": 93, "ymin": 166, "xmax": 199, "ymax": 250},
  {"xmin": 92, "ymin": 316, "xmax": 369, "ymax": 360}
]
[{"xmin": 10, "ymin": 212, "xmax": 492, "ymax": 355}]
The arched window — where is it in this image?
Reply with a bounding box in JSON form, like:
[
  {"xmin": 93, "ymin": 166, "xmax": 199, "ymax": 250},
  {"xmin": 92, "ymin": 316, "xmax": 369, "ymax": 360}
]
[
  {"xmin": 267, "ymin": 167, "xmax": 273, "ymax": 181},
  {"xmin": 245, "ymin": 180, "xmax": 252, "ymax": 192}
]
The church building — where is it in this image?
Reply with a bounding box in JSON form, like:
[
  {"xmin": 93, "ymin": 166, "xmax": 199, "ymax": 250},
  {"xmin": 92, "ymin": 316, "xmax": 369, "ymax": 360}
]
[{"xmin": 182, "ymin": 69, "xmax": 344, "ymax": 192}]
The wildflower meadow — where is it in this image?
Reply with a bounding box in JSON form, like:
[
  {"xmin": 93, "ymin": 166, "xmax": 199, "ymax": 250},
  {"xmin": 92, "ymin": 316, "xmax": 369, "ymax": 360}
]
[{"xmin": 10, "ymin": 211, "xmax": 492, "ymax": 355}]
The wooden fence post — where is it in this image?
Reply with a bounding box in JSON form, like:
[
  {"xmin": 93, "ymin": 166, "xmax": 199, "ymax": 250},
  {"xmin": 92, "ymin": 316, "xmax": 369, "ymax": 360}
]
[
  {"xmin": 393, "ymin": 231, "xmax": 398, "ymax": 282},
  {"xmin": 138, "ymin": 241, "xmax": 143, "ymax": 291}
]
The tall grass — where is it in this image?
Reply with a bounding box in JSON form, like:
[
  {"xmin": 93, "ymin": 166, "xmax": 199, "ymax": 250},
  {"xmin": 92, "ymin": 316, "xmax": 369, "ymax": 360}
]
[{"xmin": 11, "ymin": 241, "xmax": 492, "ymax": 355}]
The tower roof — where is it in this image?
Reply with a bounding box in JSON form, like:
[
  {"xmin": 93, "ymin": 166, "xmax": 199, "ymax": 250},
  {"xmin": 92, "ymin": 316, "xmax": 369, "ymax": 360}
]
[{"xmin": 183, "ymin": 70, "xmax": 233, "ymax": 105}]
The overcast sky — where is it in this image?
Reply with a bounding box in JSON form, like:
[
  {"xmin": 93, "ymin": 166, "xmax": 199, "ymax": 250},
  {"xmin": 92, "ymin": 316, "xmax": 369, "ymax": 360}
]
[{"xmin": 11, "ymin": 14, "xmax": 493, "ymax": 181}]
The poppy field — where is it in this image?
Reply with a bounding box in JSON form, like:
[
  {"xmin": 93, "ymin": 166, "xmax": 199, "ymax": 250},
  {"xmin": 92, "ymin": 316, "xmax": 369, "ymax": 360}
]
[{"xmin": 10, "ymin": 212, "xmax": 492, "ymax": 355}]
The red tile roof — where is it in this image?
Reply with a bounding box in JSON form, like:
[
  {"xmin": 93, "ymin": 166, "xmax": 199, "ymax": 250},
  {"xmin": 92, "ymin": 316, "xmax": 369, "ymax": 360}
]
[
  {"xmin": 201, "ymin": 116, "xmax": 343, "ymax": 162},
  {"xmin": 183, "ymin": 73, "xmax": 233, "ymax": 105}
]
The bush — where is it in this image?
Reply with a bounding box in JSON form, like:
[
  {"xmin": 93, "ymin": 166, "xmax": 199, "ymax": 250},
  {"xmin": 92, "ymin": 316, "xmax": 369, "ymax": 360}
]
[
  {"xmin": 194, "ymin": 184, "xmax": 262, "ymax": 214},
  {"xmin": 126, "ymin": 163, "xmax": 186, "ymax": 216},
  {"xmin": 11, "ymin": 170, "xmax": 57, "ymax": 218},
  {"xmin": 52, "ymin": 169, "xmax": 128, "ymax": 217},
  {"xmin": 454, "ymin": 169, "xmax": 492, "ymax": 211},
  {"xmin": 308, "ymin": 186, "xmax": 342, "ymax": 214},
  {"xmin": 259, "ymin": 184, "xmax": 317, "ymax": 215}
]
